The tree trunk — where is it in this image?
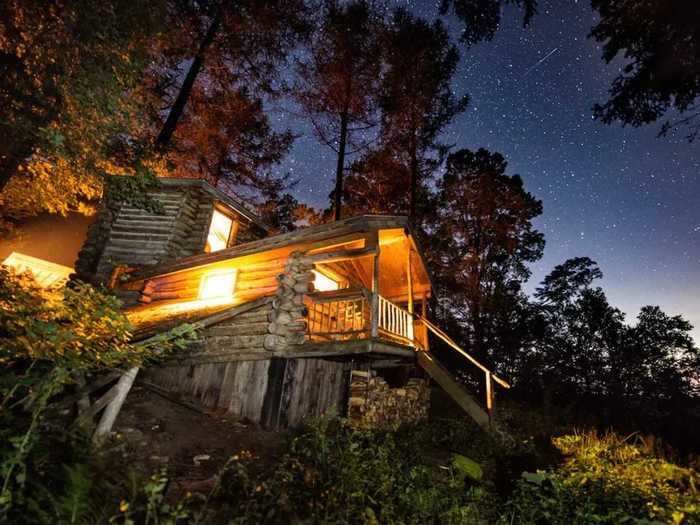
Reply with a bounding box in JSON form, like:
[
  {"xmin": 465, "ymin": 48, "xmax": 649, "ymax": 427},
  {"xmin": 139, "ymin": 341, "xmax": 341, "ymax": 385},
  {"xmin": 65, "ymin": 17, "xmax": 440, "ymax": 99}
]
[
  {"xmin": 333, "ymin": 109, "xmax": 349, "ymax": 221},
  {"xmin": 408, "ymin": 135, "xmax": 418, "ymax": 224},
  {"xmin": 155, "ymin": 9, "xmax": 222, "ymax": 148}
]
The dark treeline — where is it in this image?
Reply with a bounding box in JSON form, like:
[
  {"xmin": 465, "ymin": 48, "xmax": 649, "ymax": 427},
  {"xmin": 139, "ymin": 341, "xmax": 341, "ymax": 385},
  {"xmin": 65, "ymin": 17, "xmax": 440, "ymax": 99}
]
[{"xmin": 1, "ymin": 0, "xmax": 699, "ymax": 452}]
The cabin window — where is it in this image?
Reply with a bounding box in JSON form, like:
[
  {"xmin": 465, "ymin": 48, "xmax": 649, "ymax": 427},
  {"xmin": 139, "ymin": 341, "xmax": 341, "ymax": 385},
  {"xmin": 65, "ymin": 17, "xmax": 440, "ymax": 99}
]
[
  {"xmin": 312, "ymin": 269, "xmax": 340, "ymax": 292},
  {"xmin": 199, "ymin": 269, "xmax": 238, "ymax": 300},
  {"xmin": 205, "ymin": 209, "xmax": 235, "ymax": 253}
]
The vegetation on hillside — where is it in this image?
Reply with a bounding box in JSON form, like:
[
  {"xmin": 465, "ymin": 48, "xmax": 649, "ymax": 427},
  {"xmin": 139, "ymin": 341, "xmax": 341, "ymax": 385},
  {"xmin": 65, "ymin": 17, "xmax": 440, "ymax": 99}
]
[{"xmin": 0, "ymin": 268, "xmax": 196, "ymax": 522}]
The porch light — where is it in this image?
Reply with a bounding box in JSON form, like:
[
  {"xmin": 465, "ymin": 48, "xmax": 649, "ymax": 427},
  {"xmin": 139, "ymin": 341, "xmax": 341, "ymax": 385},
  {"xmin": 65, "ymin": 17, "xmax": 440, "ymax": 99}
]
[
  {"xmin": 312, "ymin": 269, "xmax": 339, "ymax": 292},
  {"xmin": 205, "ymin": 209, "xmax": 234, "ymax": 252},
  {"xmin": 198, "ymin": 269, "xmax": 237, "ymax": 300}
]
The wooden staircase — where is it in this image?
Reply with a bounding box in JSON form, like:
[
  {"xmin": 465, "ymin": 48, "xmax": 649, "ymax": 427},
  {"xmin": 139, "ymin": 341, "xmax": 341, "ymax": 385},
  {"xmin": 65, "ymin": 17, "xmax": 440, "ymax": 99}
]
[
  {"xmin": 414, "ymin": 316, "xmax": 510, "ymax": 431},
  {"xmin": 416, "ymin": 351, "xmax": 491, "ymax": 428}
]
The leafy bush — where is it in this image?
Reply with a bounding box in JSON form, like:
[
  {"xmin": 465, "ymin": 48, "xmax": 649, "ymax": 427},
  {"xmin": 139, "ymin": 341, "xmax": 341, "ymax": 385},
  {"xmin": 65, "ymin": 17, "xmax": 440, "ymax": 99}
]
[
  {"xmin": 204, "ymin": 418, "xmax": 500, "ymax": 524},
  {"xmin": 503, "ymin": 432, "xmax": 700, "ymax": 524},
  {"xmin": 0, "ymin": 268, "xmax": 196, "ymax": 523}
]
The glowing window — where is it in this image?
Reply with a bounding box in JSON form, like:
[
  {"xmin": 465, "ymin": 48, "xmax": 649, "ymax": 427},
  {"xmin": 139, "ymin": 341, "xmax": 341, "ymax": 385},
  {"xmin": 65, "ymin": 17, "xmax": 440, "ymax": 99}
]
[
  {"xmin": 205, "ymin": 210, "xmax": 234, "ymax": 253},
  {"xmin": 312, "ymin": 269, "xmax": 339, "ymax": 292},
  {"xmin": 198, "ymin": 269, "xmax": 238, "ymax": 300}
]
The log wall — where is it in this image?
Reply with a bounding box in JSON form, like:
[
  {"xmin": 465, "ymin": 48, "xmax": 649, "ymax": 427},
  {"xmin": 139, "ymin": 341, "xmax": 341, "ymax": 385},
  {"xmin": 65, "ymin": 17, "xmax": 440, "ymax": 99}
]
[
  {"xmin": 187, "ymin": 301, "xmax": 274, "ymax": 362},
  {"xmin": 75, "ymin": 183, "xmax": 266, "ymax": 285}
]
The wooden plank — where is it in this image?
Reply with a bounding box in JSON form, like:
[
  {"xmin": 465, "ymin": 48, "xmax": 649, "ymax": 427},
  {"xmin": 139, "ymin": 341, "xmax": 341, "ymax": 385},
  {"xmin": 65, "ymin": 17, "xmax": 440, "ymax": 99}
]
[{"xmin": 371, "ymin": 252, "xmax": 379, "ymax": 338}]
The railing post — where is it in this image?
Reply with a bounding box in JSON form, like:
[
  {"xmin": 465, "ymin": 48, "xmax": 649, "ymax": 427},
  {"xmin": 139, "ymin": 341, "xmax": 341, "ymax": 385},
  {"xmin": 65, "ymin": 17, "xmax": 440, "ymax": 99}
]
[{"xmin": 371, "ymin": 253, "xmax": 379, "ymax": 338}]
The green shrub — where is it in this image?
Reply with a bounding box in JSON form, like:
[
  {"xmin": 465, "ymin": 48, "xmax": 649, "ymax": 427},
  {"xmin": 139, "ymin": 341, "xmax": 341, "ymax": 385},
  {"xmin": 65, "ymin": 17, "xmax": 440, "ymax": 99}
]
[
  {"xmin": 207, "ymin": 418, "xmax": 499, "ymax": 524},
  {"xmin": 0, "ymin": 268, "xmax": 196, "ymax": 523},
  {"xmin": 503, "ymin": 432, "xmax": 700, "ymax": 524}
]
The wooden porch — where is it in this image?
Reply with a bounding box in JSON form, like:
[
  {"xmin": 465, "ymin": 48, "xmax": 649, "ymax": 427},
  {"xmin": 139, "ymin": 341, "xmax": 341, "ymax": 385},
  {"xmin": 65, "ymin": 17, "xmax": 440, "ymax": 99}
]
[{"xmin": 304, "ymin": 288, "xmax": 428, "ymax": 350}]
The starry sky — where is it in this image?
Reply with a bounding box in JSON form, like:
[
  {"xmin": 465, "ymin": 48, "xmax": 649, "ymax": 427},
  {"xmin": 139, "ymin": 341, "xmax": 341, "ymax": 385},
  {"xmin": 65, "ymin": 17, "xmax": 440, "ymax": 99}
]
[{"xmin": 272, "ymin": 0, "xmax": 700, "ymax": 343}]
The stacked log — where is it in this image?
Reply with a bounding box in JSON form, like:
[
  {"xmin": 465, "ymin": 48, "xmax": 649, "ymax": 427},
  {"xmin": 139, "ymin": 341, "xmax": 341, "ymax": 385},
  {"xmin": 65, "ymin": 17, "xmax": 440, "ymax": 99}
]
[
  {"xmin": 263, "ymin": 251, "xmax": 313, "ymax": 352},
  {"xmin": 347, "ymin": 370, "xmax": 430, "ymax": 429}
]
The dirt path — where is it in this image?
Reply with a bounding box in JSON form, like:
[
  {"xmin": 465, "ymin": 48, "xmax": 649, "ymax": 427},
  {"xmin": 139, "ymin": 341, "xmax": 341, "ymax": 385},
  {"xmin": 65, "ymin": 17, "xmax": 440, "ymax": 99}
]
[{"xmin": 113, "ymin": 381, "xmax": 286, "ymax": 495}]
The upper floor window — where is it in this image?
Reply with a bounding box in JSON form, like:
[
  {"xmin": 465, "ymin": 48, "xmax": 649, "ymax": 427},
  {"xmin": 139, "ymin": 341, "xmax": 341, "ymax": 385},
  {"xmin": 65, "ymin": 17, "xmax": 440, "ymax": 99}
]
[{"xmin": 205, "ymin": 209, "xmax": 236, "ymax": 253}]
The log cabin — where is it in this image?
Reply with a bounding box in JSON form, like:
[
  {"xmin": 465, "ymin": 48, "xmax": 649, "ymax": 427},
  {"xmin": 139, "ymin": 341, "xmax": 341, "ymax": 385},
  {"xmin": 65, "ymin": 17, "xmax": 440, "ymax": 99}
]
[{"xmin": 4, "ymin": 177, "xmax": 509, "ymax": 432}]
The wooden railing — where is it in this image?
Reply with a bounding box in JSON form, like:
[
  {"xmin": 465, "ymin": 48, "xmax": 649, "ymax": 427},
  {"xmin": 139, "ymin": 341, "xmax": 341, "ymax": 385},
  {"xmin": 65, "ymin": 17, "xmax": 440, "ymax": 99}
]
[
  {"xmin": 376, "ymin": 294, "xmax": 414, "ymax": 344},
  {"xmin": 415, "ymin": 315, "xmax": 510, "ymax": 418},
  {"xmin": 305, "ymin": 289, "xmax": 370, "ymax": 341},
  {"xmin": 305, "ymin": 289, "xmax": 417, "ymax": 346}
]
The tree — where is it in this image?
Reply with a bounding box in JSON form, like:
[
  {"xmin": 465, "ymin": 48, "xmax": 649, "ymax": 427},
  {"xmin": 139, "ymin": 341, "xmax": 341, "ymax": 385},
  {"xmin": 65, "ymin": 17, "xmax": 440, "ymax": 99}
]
[
  {"xmin": 590, "ymin": 0, "xmax": 700, "ymax": 140},
  {"xmin": 0, "ymin": 0, "xmax": 166, "ymax": 213},
  {"xmin": 439, "ymin": 0, "xmax": 537, "ymax": 46},
  {"xmin": 142, "ymin": 0, "xmax": 308, "ymax": 200},
  {"xmin": 294, "ymin": 0, "xmax": 383, "ymax": 221},
  {"xmin": 373, "ymin": 8, "xmax": 468, "ymax": 221},
  {"xmin": 429, "ymin": 148, "xmax": 545, "ymax": 361},
  {"xmin": 342, "ymin": 149, "xmax": 412, "ymax": 216},
  {"xmin": 534, "ymin": 258, "xmax": 625, "ymax": 401},
  {"xmin": 611, "ymin": 306, "xmax": 699, "ymax": 403},
  {"xmin": 259, "ymin": 193, "xmax": 321, "ymax": 233}
]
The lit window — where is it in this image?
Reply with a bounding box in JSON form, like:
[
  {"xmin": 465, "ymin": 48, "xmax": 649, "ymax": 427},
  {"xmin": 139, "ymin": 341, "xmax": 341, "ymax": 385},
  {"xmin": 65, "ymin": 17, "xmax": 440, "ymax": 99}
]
[
  {"xmin": 312, "ymin": 269, "xmax": 339, "ymax": 292},
  {"xmin": 205, "ymin": 210, "xmax": 234, "ymax": 253},
  {"xmin": 199, "ymin": 269, "xmax": 237, "ymax": 300}
]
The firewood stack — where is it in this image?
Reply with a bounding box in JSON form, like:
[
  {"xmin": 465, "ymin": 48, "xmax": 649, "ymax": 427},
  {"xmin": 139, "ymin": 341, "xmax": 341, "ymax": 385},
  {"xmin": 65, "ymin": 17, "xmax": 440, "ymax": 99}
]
[
  {"xmin": 264, "ymin": 251, "xmax": 314, "ymax": 352},
  {"xmin": 347, "ymin": 370, "xmax": 430, "ymax": 429}
]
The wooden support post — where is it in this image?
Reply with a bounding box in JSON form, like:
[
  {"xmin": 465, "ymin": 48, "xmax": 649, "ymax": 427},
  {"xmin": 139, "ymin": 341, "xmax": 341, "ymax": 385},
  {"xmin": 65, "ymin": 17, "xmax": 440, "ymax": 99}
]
[
  {"xmin": 406, "ymin": 248, "xmax": 414, "ymax": 344},
  {"xmin": 421, "ymin": 295, "xmax": 429, "ymax": 350},
  {"xmin": 485, "ymin": 372, "xmax": 493, "ymax": 423},
  {"xmin": 406, "ymin": 250, "xmax": 414, "ymax": 315},
  {"xmin": 93, "ymin": 367, "xmax": 139, "ymax": 442},
  {"xmin": 371, "ymin": 251, "xmax": 379, "ymax": 338}
]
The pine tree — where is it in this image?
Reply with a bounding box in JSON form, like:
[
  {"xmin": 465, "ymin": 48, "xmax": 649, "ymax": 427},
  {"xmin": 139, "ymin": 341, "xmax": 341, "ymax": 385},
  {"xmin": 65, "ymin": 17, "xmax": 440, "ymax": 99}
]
[
  {"xmin": 294, "ymin": 0, "xmax": 383, "ymax": 220},
  {"xmin": 439, "ymin": 0, "xmax": 537, "ymax": 46},
  {"xmin": 376, "ymin": 8, "xmax": 468, "ymax": 221},
  {"xmin": 143, "ymin": 0, "xmax": 308, "ymax": 199}
]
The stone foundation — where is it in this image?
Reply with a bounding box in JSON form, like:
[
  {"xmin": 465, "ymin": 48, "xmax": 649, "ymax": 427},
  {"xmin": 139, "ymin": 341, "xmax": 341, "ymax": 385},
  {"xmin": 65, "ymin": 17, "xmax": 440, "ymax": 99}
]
[{"xmin": 347, "ymin": 370, "xmax": 430, "ymax": 429}]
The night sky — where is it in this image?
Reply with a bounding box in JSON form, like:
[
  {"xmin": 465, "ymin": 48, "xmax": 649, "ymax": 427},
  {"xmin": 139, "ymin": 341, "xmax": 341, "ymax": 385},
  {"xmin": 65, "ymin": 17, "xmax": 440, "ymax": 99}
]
[{"xmin": 272, "ymin": 0, "xmax": 700, "ymax": 342}]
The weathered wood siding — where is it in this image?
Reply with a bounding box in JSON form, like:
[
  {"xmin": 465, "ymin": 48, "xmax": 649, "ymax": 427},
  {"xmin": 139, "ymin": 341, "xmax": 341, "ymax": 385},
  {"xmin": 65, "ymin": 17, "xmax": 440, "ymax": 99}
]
[
  {"xmin": 146, "ymin": 356, "xmax": 351, "ymax": 428},
  {"xmin": 146, "ymin": 360, "xmax": 271, "ymax": 421},
  {"xmin": 281, "ymin": 358, "xmax": 351, "ymax": 428}
]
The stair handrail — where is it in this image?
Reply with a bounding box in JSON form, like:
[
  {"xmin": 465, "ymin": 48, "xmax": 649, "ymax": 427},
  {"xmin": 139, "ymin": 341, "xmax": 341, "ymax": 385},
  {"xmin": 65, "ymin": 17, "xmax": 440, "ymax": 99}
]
[{"xmin": 415, "ymin": 315, "xmax": 510, "ymax": 418}]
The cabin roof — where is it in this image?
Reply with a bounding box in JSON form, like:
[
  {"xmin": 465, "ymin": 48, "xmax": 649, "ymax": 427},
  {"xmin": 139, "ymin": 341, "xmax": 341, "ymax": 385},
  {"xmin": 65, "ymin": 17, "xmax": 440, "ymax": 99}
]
[
  {"xmin": 123, "ymin": 215, "xmax": 435, "ymax": 290},
  {"xmin": 145, "ymin": 177, "xmax": 269, "ymax": 232}
]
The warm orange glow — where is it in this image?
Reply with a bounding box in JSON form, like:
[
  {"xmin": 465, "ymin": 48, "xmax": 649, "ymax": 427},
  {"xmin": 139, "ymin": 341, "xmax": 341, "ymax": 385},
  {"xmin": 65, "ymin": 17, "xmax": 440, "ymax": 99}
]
[
  {"xmin": 312, "ymin": 269, "xmax": 339, "ymax": 292},
  {"xmin": 205, "ymin": 210, "xmax": 234, "ymax": 252},
  {"xmin": 1, "ymin": 252, "xmax": 73, "ymax": 288},
  {"xmin": 198, "ymin": 269, "xmax": 237, "ymax": 300}
]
